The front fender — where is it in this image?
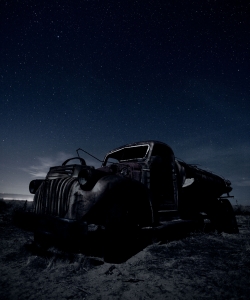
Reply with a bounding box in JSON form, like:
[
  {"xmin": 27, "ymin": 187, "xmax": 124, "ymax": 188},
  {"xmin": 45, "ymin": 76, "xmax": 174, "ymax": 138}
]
[{"xmin": 65, "ymin": 174, "xmax": 132, "ymax": 221}]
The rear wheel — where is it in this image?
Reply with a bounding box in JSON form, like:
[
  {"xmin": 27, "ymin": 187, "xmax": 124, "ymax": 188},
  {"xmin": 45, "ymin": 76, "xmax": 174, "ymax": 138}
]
[
  {"xmin": 208, "ymin": 198, "xmax": 239, "ymax": 233},
  {"xmin": 218, "ymin": 199, "xmax": 239, "ymax": 233}
]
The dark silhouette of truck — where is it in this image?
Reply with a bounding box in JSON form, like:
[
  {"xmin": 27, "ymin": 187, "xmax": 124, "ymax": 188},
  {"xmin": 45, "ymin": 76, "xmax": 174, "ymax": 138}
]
[{"xmin": 26, "ymin": 141, "xmax": 238, "ymax": 261}]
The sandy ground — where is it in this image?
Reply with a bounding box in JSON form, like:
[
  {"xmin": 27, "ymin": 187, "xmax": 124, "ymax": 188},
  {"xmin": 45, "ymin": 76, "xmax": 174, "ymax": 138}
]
[{"xmin": 0, "ymin": 200, "xmax": 250, "ymax": 300}]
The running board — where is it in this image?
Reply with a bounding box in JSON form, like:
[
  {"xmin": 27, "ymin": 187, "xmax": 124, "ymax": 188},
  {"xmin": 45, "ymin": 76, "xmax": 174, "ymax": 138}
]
[
  {"xmin": 157, "ymin": 210, "xmax": 179, "ymax": 221},
  {"xmin": 141, "ymin": 219, "xmax": 203, "ymax": 241}
]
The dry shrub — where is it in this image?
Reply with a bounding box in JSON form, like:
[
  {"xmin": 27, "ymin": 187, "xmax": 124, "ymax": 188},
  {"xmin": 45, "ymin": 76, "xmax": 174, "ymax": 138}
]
[
  {"xmin": 0, "ymin": 199, "xmax": 7, "ymax": 213},
  {"xmin": 234, "ymin": 205, "xmax": 250, "ymax": 215}
]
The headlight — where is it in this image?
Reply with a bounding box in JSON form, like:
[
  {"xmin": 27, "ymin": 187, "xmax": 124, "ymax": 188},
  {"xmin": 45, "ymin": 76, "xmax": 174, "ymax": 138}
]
[
  {"xmin": 29, "ymin": 179, "xmax": 44, "ymax": 194},
  {"xmin": 78, "ymin": 167, "xmax": 94, "ymax": 186},
  {"xmin": 78, "ymin": 167, "xmax": 108, "ymax": 190},
  {"xmin": 78, "ymin": 176, "xmax": 87, "ymax": 186}
]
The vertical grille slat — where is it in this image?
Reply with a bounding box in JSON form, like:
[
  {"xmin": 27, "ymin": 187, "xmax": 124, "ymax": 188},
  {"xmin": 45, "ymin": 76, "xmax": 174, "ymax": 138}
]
[{"xmin": 34, "ymin": 177, "xmax": 77, "ymax": 218}]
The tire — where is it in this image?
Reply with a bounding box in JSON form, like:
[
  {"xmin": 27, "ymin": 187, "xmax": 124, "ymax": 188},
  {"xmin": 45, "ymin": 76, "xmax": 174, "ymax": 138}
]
[
  {"xmin": 218, "ymin": 199, "xmax": 239, "ymax": 233},
  {"xmin": 95, "ymin": 180, "xmax": 152, "ymax": 263},
  {"xmin": 103, "ymin": 200, "xmax": 138, "ymax": 263},
  {"xmin": 205, "ymin": 198, "xmax": 239, "ymax": 234},
  {"xmin": 34, "ymin": 230, "xmax": 53, "ymax": 251}
]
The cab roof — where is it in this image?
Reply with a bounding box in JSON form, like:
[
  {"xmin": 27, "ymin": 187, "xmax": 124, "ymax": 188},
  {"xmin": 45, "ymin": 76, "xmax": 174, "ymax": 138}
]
[{"xmin": 107, "ymin": 140, "xmax": 173, "ymax": 153}]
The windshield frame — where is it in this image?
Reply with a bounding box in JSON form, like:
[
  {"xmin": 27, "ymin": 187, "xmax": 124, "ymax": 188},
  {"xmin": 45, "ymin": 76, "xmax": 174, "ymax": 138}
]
[{"xmin": 103, "ymin": 144, "xmax": 150, "ymax": 165}]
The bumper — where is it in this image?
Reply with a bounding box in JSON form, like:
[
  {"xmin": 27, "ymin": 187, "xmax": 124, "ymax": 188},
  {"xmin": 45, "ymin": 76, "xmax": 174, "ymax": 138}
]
[
  {"xmin": 13, "ymin": 211, "xmax": 89, "ymax": 243},
  {"xmin": 13, "ymin": 210, "xmax": 104, "ymax": 249}
]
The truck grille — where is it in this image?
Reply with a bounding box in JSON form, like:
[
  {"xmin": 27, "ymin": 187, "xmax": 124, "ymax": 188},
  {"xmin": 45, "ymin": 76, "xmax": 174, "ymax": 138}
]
[{"xmin": 33, "ymin": 177, "xmax": 77, "ymax": 218}]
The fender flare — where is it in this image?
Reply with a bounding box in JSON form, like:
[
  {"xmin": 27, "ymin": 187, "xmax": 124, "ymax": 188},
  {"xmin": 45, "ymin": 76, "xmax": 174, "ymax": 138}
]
[{"xmin": 78, "ymin": 174, "xmax": 153, "ymax": 227}]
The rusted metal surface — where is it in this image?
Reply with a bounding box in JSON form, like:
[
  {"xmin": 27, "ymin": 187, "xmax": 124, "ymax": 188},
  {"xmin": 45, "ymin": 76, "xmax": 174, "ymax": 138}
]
[{"xmin": 24, "ymin": 140, "xmax": 238, "ymax": 256}]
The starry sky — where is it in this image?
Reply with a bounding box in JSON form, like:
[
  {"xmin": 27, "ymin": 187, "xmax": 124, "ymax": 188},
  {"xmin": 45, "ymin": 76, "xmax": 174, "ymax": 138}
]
[{"xmin": 1, "ymin": 1, "xmax": 250, "ymax": 204}]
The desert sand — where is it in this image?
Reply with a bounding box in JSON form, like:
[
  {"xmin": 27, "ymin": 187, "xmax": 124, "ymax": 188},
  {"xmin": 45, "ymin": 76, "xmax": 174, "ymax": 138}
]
[{"xmin": 0, "ymin": 199, "xmax": 250, "ymax": 300}]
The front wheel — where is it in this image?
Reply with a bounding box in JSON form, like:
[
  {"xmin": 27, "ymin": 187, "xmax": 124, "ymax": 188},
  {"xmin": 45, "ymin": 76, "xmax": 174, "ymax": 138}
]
[
  {"xmin": 33, "ymin": 230, "xmax": 53, "ymax": 251},
  {"xmin": 103, "ymin": 200, "xmax": 139, "ymax": 263}
]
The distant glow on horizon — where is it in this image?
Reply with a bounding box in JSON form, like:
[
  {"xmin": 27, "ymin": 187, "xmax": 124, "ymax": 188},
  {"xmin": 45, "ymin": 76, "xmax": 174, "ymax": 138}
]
[{"xmin": 2, "ymin": 197, "xmax": 33, "ymax": 202}]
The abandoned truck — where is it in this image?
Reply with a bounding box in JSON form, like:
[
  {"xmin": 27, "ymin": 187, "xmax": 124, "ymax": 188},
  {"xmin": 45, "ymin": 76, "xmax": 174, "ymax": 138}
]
[{"xmin": 26, "ymin": 141, "xmax": 238, "ymax": 260}]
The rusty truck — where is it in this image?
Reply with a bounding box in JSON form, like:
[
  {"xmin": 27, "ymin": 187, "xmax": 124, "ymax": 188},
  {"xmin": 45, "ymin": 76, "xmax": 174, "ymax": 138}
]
[{"xmin": 22, "ymin": 141, "xmax": 238, "ymax": 261}]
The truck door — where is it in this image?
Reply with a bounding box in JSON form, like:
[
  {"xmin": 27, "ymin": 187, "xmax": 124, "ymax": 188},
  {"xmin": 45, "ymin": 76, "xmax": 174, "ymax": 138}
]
[{"xmin": 150, "ymin": 144, "xmax": 178, "ymax": 211}]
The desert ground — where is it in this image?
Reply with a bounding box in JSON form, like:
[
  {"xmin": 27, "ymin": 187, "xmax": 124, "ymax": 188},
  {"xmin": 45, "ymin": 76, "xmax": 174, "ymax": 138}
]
[{"xmin": 0, "ymin": 199, "xmax": 250, "ymax": 300}]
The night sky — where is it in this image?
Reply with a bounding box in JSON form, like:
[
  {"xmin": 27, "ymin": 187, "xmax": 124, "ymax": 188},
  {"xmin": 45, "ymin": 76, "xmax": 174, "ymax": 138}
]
[{"xmin": 1, "ymin": 1, "xmax": 249, "ymax": 204}]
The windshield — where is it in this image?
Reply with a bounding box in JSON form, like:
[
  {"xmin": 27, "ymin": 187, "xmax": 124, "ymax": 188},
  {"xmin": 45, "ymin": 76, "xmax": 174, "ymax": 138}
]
[{"xmin": 105, "ymin": 145, "xmax": 149, "ymax": 164}]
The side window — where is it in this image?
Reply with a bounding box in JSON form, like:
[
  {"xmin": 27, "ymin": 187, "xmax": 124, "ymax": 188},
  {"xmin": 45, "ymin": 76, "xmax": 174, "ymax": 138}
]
[{"xmin": 151, "ymin": 144, "xmax": 170, "ymax": 161}]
